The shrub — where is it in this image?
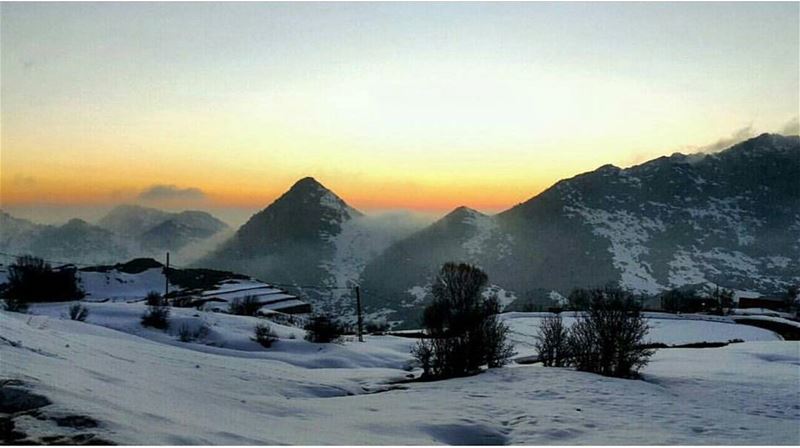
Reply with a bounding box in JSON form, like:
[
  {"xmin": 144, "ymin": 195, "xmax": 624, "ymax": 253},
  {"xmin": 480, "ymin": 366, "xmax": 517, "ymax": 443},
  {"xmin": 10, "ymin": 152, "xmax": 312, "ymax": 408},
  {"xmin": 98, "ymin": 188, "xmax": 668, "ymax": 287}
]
[
  {"xmin": 304, "ymin": 314, "xmax": 345, "ymax": 343},
  {"xmin": 228, "ymin": 296, "xmax": 262, "ymax": 316},
  {"xmin": 412, "ymin": 262, "xmax": 515, "ymax": 379},
  {"xmin": 534, "ymin": 314, "xmax": 570, "ymax": 367},
  {"xmin": 252, "ymin": 322, "xmax": 278, "ymax": 348},
  {"xmin": 568, "ymin": 286, "xmax": 653, "ymax": 378},
  {"xmin": 141, "ymin": 291, "xmax": 170, "ymax": 330},
  {"xmin": 411, "ymin": 338, "xmax": 434, "ymax": 375},
  {"xmin": 3, "ymin": 256, "xmax": 83, "ymax": 306},
  {"xmin": 660, "ymin": 288, "xmax": 716, "ymax": 313},
  {"xmin": 145, "ymin": 291, "xmax": 165, "ymax": 306},
  {"xmin": 482, "ymin": 296, "xmax": 516, "ymax": 369},
  {"xmin": 711, "ymin": 287, "xmax": 734, "ymax": 314},
  {"xmin": 364, "ymin": 318, "xmax": 390, "ymax": 334},
  {"xmin": 785, "ymin": 285, "xmax": 798, "ymax": 310},
  {"xmin": 177, "ymin": 322, "xmax": 210, "ymax": 342},
  {"xmin": 3, "ymin": 296, "xmax": 28, "ymax": 313},
  {"xmin": 68, "ymin": 303, "xmax": 89, "ymax": 322}
]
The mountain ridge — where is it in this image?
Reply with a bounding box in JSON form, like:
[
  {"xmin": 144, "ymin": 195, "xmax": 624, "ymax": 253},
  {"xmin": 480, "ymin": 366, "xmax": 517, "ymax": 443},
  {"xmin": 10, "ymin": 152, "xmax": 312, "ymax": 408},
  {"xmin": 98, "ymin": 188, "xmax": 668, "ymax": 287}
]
[
  {"xmin": 0, "ymin": 205, "xmax": 230, "ymax": 266},
  {"xmin": 361, "ymin": 133, "xmax": 800, "ymax": 323}
]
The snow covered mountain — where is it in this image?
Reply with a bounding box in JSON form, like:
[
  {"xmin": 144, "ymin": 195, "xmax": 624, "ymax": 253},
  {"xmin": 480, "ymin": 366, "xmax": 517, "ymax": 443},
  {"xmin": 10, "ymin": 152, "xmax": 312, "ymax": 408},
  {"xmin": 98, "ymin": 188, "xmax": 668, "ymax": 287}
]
[
  {"xmin": 0, "ymin": 212, "xmax": 46, "ymax": 255},
  {"xmin": 199, "ymin": 177, "xmax": 361, "ymax": 313},
  {"xmin": 0, "ymin": 213, "xmax": 136, "ymax": 265},
  {"xmin": 137, "ymin": 211, "xmax": 229, "ymax": 252},
  {"xmin": 0, "ymin": 206, "xmax": 229, "ymax": 266},
  {"xmin": 199, "ymin": 177, "xmax": 422, "ymax": 316},
  {"xmin": 97, "ymin": 205, "xmax": 173, "ymax": 237},
  {"xmin": 361, "ymin": 133, "xmax": 800, "ymax": 322},
  {"xmin": 98, "ymin": 205, "xmax": 229, "ymax": 252}
]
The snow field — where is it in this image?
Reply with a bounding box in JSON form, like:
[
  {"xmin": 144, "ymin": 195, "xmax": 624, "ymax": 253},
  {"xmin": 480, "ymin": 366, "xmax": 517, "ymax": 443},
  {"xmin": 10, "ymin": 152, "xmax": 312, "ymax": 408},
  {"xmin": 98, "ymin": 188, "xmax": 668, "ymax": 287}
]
[{"xmin": 1, "ymin": 305, "xmax": 798, "ymax": 444}]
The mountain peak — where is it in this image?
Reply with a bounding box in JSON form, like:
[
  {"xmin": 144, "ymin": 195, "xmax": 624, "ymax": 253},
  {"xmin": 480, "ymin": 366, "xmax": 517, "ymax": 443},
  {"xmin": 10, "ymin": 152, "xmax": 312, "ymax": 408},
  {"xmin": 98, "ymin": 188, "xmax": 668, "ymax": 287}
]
[
  {"xmin": 441, "ymin": 206, "xmax": 485, "ymax": 223},
  {"xmin": 276, "ymin": 177, "xmax": 361, "ymax": 217},
  {"xmin": 717, "ymin": 133, "xmax": 799, "ymax": 159},
  {"xmin": 289, "ymin": 176, "xmax": 326, "ymax": 192},
  {"xmin": 451, "ymin": 205, "xmax": 479, "ymax": 214},
  {"xmin": 64, "ymin": 218, "xmax": 90, "ymax": 228}
]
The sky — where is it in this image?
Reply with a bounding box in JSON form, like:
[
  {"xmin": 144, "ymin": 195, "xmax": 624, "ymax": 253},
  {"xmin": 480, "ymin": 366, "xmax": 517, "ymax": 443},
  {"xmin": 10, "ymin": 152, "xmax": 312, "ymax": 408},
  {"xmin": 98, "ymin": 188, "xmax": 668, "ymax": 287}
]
[{"xmin": 1, "ymin": 2, "xmax": 798, "ymax": 225}]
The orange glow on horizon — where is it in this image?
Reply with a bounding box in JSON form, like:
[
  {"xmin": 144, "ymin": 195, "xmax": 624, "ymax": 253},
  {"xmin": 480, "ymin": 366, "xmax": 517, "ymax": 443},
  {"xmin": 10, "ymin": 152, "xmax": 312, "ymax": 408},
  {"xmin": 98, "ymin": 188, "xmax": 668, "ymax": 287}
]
[{"xmin": 0, "ymin": 174, "xmax": 550, "ymax": 215}]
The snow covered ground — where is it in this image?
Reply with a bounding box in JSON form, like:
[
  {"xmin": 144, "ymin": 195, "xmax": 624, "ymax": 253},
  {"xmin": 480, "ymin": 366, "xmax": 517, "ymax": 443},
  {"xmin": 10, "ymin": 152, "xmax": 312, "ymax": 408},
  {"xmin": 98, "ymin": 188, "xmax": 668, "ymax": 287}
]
[
  {"xmin": 80, "ymin": 268, "xmax": 167, "ymax": 301},
  {"xmin": 2, "ymin": 305, "xmax": 798, "ymax": 444},
  {"xmin": 500, "ymin": 311, "xmax": 783, "ymax": 358},
  {"xmin": 78, "ymin": 267, "xmax": 308, "ymax": 315}
]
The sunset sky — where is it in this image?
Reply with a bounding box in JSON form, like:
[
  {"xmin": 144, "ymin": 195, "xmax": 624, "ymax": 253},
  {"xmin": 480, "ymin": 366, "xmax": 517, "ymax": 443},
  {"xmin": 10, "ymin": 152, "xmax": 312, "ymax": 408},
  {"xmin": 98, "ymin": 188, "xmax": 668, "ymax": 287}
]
[{"xmin": 1, "ymin": 2, "xmax": 798, "ymax": 224}]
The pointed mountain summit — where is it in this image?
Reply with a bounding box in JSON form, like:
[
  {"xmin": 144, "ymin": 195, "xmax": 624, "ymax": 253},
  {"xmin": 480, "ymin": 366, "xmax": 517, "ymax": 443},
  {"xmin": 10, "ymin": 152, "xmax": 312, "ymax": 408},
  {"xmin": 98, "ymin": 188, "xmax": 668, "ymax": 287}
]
[
  {"xmin": 440, "ymin": 205, "xmax": 483, "ymax": 221},
  {"xmin": 198, "ymin": 177, "xmax": 363, "ymax": 291},
  {"xmin": 267, "ymin": 176, "xmax": 361, "ymax": 221}
]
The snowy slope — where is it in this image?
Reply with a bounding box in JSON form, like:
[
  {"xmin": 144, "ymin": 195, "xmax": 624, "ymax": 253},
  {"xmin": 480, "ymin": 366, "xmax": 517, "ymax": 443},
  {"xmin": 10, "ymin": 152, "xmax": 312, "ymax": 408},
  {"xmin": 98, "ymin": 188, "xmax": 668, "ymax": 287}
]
[
  {"xmin": 2, "ymin": 309, "xmax": 798, "ymax": 444},
  {"xmin": 25, "ymin": 302, "xmax": 414, "ymax": 369},
  {"xmin": 73, "ymin": 265, "xmax": 309, "ymax": 314},
  {"xmin": 79, "ymin": 268, "xmax": 167, "ymax": 301}
]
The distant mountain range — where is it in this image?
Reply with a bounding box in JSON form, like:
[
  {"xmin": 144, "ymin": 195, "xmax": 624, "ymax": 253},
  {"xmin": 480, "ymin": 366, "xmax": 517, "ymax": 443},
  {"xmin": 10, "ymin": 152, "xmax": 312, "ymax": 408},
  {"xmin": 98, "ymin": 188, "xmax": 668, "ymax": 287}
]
[
  {"xmin": 99, "ymin": 205, "xmax": 229, "ymax": 252},
  {"xmin": 0, "ymin": 205, "xmax": 229, "ymax": 265},
  {"xmin": 3, "ymin": 134, "xmax": 797, "ymax": 325}
]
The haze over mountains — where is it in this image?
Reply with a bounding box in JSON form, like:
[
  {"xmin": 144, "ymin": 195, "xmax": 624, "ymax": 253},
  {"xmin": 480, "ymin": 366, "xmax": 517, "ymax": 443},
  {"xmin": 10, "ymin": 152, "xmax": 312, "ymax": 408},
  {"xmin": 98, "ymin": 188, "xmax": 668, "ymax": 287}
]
[
  {"xmin": 2, "ymin": 134, "xmax": 798, "ymax": 324},
  {"xmin": 0, "ymin": 205, "xmax": 230, "ymax": 266},
  {"xmin": 197, "ymin": 177, "xmax": 425, "ymax": 314}
]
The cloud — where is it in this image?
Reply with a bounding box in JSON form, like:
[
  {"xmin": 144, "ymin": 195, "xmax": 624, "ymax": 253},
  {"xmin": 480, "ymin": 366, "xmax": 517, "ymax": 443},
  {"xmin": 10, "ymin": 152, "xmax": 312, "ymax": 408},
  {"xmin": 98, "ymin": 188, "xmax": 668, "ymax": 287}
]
[
  {"xmin": 780, "ymin": 116, "xmax": 799, "ymax": 135},
  {"xmin": 138, "ymin": 184, "xmax": 206, "ymax": 201},
  {"xmin": 696, "ymin": 125, "xmax": 755, "ymax": 153}
]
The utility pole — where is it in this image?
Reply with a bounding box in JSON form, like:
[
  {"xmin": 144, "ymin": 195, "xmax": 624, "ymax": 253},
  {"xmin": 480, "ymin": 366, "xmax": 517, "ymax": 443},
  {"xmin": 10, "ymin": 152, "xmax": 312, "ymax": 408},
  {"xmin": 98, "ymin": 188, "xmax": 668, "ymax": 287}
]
[
  {"xmin": 164, "ymin": 252, "xmax": 170, "ymax": 297},
  {"xmin": 355, "ymin": 285, "xmax": 364, "ymax": 342}
]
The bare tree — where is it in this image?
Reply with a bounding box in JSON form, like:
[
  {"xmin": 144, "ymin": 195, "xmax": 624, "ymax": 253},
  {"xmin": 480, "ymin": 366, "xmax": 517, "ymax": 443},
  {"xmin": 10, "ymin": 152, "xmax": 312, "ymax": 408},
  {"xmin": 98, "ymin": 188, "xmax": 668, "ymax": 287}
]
[{"xmin": 412, "ymin": 262, "xmax": 514, "ymax": 379}]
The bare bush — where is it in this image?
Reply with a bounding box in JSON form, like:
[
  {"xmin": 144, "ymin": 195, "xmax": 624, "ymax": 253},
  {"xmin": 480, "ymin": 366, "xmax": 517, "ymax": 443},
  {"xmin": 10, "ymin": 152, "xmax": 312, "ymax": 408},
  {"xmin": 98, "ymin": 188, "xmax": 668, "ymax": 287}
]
[
  {"xmin": 364, "ymin": 318, "xmax": 390, "ymax": 335},
  {"xmin": 568, "ymin": 287, "xmax": 652, "ymax": 378},
  {"xmin": 228, "ymin": 296, "xmax": 262, "ymax": 316},
  {"xmin": 145, "ymin": 291, "xmax": 165, "ymax": 306},
  {"xmin": 304, "ymin": 314, "xmax": 345, "ymax": 343},
  {"xmin": 68, "ymin": 303, "xmax": 89, "ymax": 322},
  {"xmin": 482, "ymin": 296, "xmax": 516, "ymax": 368},
  {"xmin": 3, "ymin": 296, "xmax": 28, "ymax": 313},
  {"xmin": 142, "ymin": 291, "xmax": 170, "ymax": 330},
  {"xmin": 534, "ymin": 314, "xmax": 570, "ymax": 367},
  {"xmin": 177, "ymin": 322, "xmax": 210, "ymax": 342},
  {"xmin": 3, "ymin": 256, "xmax": 83, "ymax": 310},
  {"xmin": 253, "ymin": 322, "xmax": 278, "ymax": 348}
]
